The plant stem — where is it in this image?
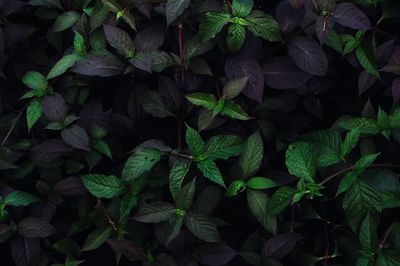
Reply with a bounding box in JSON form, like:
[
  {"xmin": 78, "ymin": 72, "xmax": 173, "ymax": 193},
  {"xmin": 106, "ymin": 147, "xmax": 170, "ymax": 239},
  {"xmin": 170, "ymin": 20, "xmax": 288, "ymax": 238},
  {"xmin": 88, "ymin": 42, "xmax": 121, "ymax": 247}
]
[
  {"xmin": 380, "ymin": 219, "xmax": 397, "ymax": 249},
  {"xmin": 97, "ymin": 199, "xmax": 117, "ymax": 230},
  {"xmin": 1, "ymin": 107, "xmax": 25, "ymax": 146},
  {"xmin": 178, "ymin": 16, "xmax": 185, "ymax": 84}
]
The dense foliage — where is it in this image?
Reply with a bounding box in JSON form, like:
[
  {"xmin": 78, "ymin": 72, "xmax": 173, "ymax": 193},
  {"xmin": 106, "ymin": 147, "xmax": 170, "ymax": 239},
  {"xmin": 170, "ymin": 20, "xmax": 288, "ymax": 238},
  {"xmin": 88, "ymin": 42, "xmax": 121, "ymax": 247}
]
[{"xmin": 1, "ymin": 0, "xmax": 400, "ymax": 265}]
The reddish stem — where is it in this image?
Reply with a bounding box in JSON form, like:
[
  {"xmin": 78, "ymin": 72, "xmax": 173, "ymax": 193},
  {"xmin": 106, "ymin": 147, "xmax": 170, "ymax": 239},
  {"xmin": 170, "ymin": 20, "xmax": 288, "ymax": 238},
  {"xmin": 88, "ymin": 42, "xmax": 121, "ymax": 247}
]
[{"xmin": 97, "ymin": 199, "xmax": 117, "ymax": 230}]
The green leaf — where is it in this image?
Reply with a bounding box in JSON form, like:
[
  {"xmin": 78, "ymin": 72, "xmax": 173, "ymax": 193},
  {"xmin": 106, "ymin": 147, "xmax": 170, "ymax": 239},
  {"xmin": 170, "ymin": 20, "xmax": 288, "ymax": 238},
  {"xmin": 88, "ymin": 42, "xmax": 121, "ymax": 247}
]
[
  {"xmin": 22, "ymin": 71, "xmax": 48, "ymax": 92},
  {"xmin": 223, "ymin": 76, "xmax": 249, "ymax": 100},
  {"xmin": 185, "ymin": 93, "xmax": 217, "ymax": 110},
  {"xmin": 268, "ymin": 187, "xmax": 297, "ymax": 214},
  {"xmin": 342, "ymin": 180, "xmax": 381, "ymax": 231},
  {"xmin": 4, "ymin": 191, "xmax": 40, "ymax": 207},
  {"xmin": 355, "ymin": 45, "xmax": 379, "ymax": 78},
  {"xmin": 227, "ymin": 23, "xmax": 246, "ymax": 52},
  {"xmin": 198, "ymin": 11, "xmax": 231, "ymax": 41},
  {"xmin": 354, "ymin": 153, "xmax": 380, "ymax": 173},
  {"xmin": 137, "ymin": 88, "xmax": 175, "ymax": 118},
  {"xmin": 81, "ymin": 174, "xmax": 124, "ymax": 199},
  {"xmin": 26, "ymin": 98, "xmax": 43, "ymax": 131},
  {"xmin": 239, "ymin": 131, "xmax": 263, "ymax": 178},
  {"xmin": 246, "ymin": 177, "xmax": 279, "ymax": 190},
  {"xmin": 225, "ymin": 180, "xmax": 246, "ymax": 197},
  {"xmin": 133, "ymin": 202, "xmax": 175, "ymax": 223},
  {"xmin": 220, "ymin": 100, "xmax": 251, "ymax": 120},
  {"xmin": 246, "ymin": 10, "xmax": 281, "ymax": 42},
  {"xmin": 74, "ymin": 32, "xmax": 86, "ymax": 56},
  {"xmin": 103, "ymin": 24, "xmax": 135, "ymax": 59},
  {"xmin": 336, "ymin": 171, "xmax": 358, "ymax": 196},
  {"xmin": 92, "ymin": 140, "xmax": 112, "ymax": 159},
  {"xmin": 101, "ymin": 0, "xmax": 122, "ymax": 13},
  {"xmin": 285, "ymin": 142, "xmax": 317, "ymax": 183},
  {"xmin": 122, "ymin": 148, "xmax": 163, "ymax": 181},
  {"xmin": 232, "ymin": 0, "xmax": 253, "ymax": 17},
  {"xmin": 184, "ymin": 212, "xmax": 220, "ymax": 242},
  {"xmin": 175, "ymin": 178, "xmax": 196, "ymax": 210},
  {"xmin": 53, "ymin": 11, "xmax": 80, "ymax": 32},
  {"xmin": 186, "ymin": 125, "xmax": 205, "ymax": 157},
  {"xmin": 196, "ymin": 159, "xmax": 226, "ymax": 188},
  {"xmin": 47, "ymin": 54, "xmax": 79, "ymax": 80},
  {"xmin": 204, "ymin": 135, "xmax": 243, "ymax": 160},
  {"xmin": 119, "ymin": 191, "xmax": 137, "ymax": 220},
  {"xmin": 169, "ymin": 161, "xmax": 191, "ymax": 201},
  {"xmin": 339, "ymin": 117, "xmax": 380, "ymax": 135},
  {"xmin": 166, "ymin": 0, "xmax": 190, "ymax": 26},
  {"xmin": 247, "ymin": 190, "xmax": 277, "ymax": 234},
  {"xmin": 167, "ymin": 214, "xmax": 184, "ymax": 244},
  {"xmin": 82, "ymin": 226, "xmax": 112, "ymax": 251},
  {"xmin": 341, "ymin": 127, "xmax": 361, "ymax": 158},
  {"xmin": 359, "ymin": 213, "xmax": 378, "ymax": 253},
  {"xmin": 325, "ymin": 31, "xmax": 343, "ymax": 54}
]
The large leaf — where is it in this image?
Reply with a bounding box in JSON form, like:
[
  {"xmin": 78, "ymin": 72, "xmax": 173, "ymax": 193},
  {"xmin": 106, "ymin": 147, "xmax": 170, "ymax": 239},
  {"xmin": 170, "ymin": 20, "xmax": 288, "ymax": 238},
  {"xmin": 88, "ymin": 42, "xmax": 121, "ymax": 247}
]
[
  {"xmin": 204, "ymin": 135, "xmax": 243, "ymax": 160},
  {"xmin": 5, "ymin": 191, "xmax": 39, "ymax": 207},
  {"xmin": 11, "ymin": 237, "xmax": 40, "ymax": 266},
  {"xmin": 286, "ymin": 142, "xmax": 316, "ymax": 183},
  {"xmin": 82, "ymin": 226, "xmax": 112, "ymax": 251},
  {"xmin": 166, "ymin": 0, "xmax": 190, "ymax": 26},
  {"xmin": 196, "ymin": 159, "xmax": 226, "ymax": 188},
  {"xmin": 103, "ymin": 24, "xmax": 135, "ymax": 59},
  {"xmin": 268, "ymin": 187, "xmax": 297, "ymax": 214},
  {"xmin": 61, "ymin": 125, "xmax": 90, "ymax": 151},
  {"xmin": 81, "ymin": 174, "xmax": 124, "ymax": 199},
  {"xmin": 359, "ymin": 214, "xmax": 378, "ymax": 253},
  {"xmin": 333, "ymin": 3, "xmax": 371, "ymax": 30},
  {"xmin": 239, "ymin": 131, "xmax": 263, "ymax": 178},
  {"xmin": 227, "ymin": 23, "xmax": 246, "ymax": 52},
  {"xmin": 246, "ymin": 10, "xmax": 281, "ymax": 42},
  {"xmin": 169, "ymin": 161, "xmax": 191, "ymax": 201},
  {"xmin": 221, "ymin": 100, "xmax": 251, "ymax": 120},
  {"xmin": 184, "ymin": 212, "xmax": 220, "ymax": 242},
  {"xmin": 18, "ymin": 217, "xmax": 55, "ymax": 238},
  {"xmin": 186, "ymin": 125, "xmax": 205, "ymax": 157},
  {"xmin": 247, "ymin": 190, "xmax": 277, "ymax": 234},
  {"xmin": 41, "ymin": 93, "xmax": 68, "ymax": 121},
  {"xmin": 287, "ymin": 36, "xmax": 328, "ymax": 76},
  {"xmin": 22, "ymin": 71, "xmax": 48, "ymax": 92},
  {"xmin": 133, "ymin": 202, "xmax": 175, "ymax": 223},
  {"xmin": 185, "ymin": 93, "xmax": 217, "ymax": 110},
  {"xmin": 122, "ymin": 148, "xmax": 163, "ymax": 181},
  {"xmin": 53, "ymin": 11, "xmax": 80, "ymax": 32},
  {"xmin": 47, "ymin": 54, "xmax": 79, "ymax": 79},
  {"xmin": 71, "ymin": 53, "xmax": 125, "ymax": 77},
  {"xmin": 356, "ymin": 45, "xmax": 379, "ymax": 78},
  {"xmin": 232, "ymin": 0, "xmax": 253, "ymax": 17},
  {"xmin": 199, "ymin": 12, "xmax": 231, "ymax": 41}
]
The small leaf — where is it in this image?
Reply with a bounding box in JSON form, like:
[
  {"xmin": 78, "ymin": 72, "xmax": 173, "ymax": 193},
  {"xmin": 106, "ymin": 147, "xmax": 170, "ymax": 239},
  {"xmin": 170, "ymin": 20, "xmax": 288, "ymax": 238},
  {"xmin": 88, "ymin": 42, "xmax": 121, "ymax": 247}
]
[
  {"xmin": 223, "ymin": 76, "xmax": 249, "ymax": 100},
  {"xmin": 232, "ymin": 0, "xmax": 253, "ymax": 17},
  {"xmin": 359, "ymin": 213, "xmax": 378, "ymax": 253},
  {"xmin": 185, "ymin": 93, "xmax": 217, "ymax": 110},
  {"xmin": 341, "ymin": 127, "xmax": 361, "ymax": 158},
  {"xmin": 184, "ymin": 212, "xmax": 220, "ymax": 242},
  {"xmin": 122, "ymin": 148, "xmax": 163, "ymax": 181},
  {"xmin": 41, "ymin": 93, "xmax": 68, "ymax": 121},
  {"xmin": 286, "ymin": 142, "xmax": 316, "ymax": 183},
  {"xmin": 82, "ymin": 226, "xmax": 112, "ymax": 251},
  {"xmin": 198, "ymin": 243, "xmax": 237, "ymax": 266},
  {"xmin": 26, "ymin": 98, "xmax": 43, "ymax": 131},
  {"xmin": 22, "ymin": 71, "xmax": 48, "ymax": 92},
  {"xmin": 61, "ymin": 125, "xmax": 90, "ymax": 151},
  {"xmin": 227, "ymin": 23, "xmax": 246, "ymax": 52},
  {"xmin": 220, "ymin": 100, "xmax": 251, "ymax": 120},
  {"xmin": 133, "ymin": 202, "xmax": 175, "ymax": 223},
  {"xmin": 339, "ymin": 117, "xmax": 380, "ymax": 135},
  {"xmin": 81, "ymin": 174, "xmax": 124, "ymax": 199},
  {"xmin": 247, "ymin": 177, "xmax": 279, "ymax": 190},
  {"xmin": 262, "ymin": 232, "xmax": 300, "ymax": 260},
  {"xmin": 356, "ymin": 45, "xmax": 379, "ymax": 78},
  {"xmin": 47, "ymin": 54, "xmax": 79, "ymax": 80},
  {"xmin": 169, "ymin": 161, "xmax": 191, "ymax": 201},
  {"xmin": 53, "ymin": 11, "xmax": 80, "ymax": 32},
  {"xmin": 246, "ymin": 10, "xmax": 281, "ymax": 42},
  {"xmin": 186, "ymin": 125, "xmax": 205, "ymax": 157},
  {"xmin": 268, "ymin": 187, "xmax": 297, "ymax": 214},
  {"xmin": 225, "ymin": 180, "xmax": 246, "ymax": 197},
  {"xmin": 239, "ymin": 131, "xmax": 263, "ymax": 178},
  {"xmin": 175, "ymin": 178, "xmax": 196, "ymax": 210},
  {"xmin": 5, "ymin": 191, "xmax": 39, "ymax": 207}
]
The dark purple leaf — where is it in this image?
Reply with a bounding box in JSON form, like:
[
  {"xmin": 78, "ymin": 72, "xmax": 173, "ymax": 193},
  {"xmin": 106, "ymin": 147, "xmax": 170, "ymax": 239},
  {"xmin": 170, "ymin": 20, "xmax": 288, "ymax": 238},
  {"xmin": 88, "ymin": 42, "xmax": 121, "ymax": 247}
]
[
  {"xmin": 287, "ymin": 36, "xmax": 328, "ymax": 76},
  {"xmin": 77, "ymin": 101, "xmax": 106, "ymax": 130},
  {"xmin": 61, "ymin": 125, "xmax": 90, "ymax": 151},
  {"xmin": 18, "ymin": 217, "xmax": 55, "ymax": 238},
  {"xmin": 41, "ymin": 93, "xmax": 68, "ymax": 121},
  {"xmin": 198, "ymin": 243, "xmax": 237, "ymax": 266},
  {"xmin": 133, "ymin": 0, "xmax": 152, "ymax": 18},
  {"xmin": 53, "ymin": 176, "xmax": 87, "ymax": 196},
  {"xmin": 11, "ymin": 237, "xmax": 40, "ymax": 266},
  {"xmin": 134, "ymin": 24, "xmax": 165, "ymax": 52},
  {"xmin": 31, "ymin": 139, "xmax": 73, "ymax": 162},
  {"xmin": 289, "ymin": 0, "xmax": 305, "ymax": 9},
  {"xmin": 262, "ymin": 56, "xmax": 312, "ymax": 89},
  {"xmin": 315, "ymin": 16, "xmax": 335, "ymax": 44},
  {"xmin": 107, "ymin": 239, "xmax": 146, "ymax": 261},
  {"xmin": 225, "ymin": 56, "xmax": 264, "ymax": 102},
  {"xmin": 276, "ymin": 0, "xmax": 305, "ymax": 33},
  {"xmin": 376, "ymin": 39, "xmax": 395, "ymax": 66},
  {"xmin": 262, "ymin": 232, "xmax": 300, "ymax": 260},
  {"xmin": 358, "ymin": 70, "xmax": 376, "ymax": 96},
  {"xmin": 333, "ymin": 3, "xmax": 371, "ymax": 30},
  {"xmin": 0, "ymin": 223, "xmax": 12, "ymax": 243},
  {"xmin": 392, "ymin": 78, "xmax": 400, "ymax": 102},
  {"xmin": 71, "ymin": 54, "xmax": 125, "ymax": 77},
  {"xmin": 388, "ymin": 45, "xmax": 400, "ymax": 65},
  {"xmin": 153, "ymin": 253, "xmax": 177, "ymax": 266}
]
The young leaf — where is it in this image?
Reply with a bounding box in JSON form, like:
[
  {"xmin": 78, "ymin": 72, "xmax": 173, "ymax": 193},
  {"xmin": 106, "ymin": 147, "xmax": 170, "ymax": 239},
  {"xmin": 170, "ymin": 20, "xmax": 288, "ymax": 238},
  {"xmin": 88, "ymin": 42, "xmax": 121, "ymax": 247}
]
[
  {"xmin": 81, "ymin": 174, "xmax": 124, "ymax": 199},
  {"xmin": 196, "ymin": 159, "xmax": 226, "ymax": 188},
  {"xmin": 246, "ymin": 10, "xmax": 281, "ymax": 42},
  {"xmin": 166, "ymin": 0, "xmax": 190, "ymax": 26},
  {"xmin": 47, "ymin": 54, "xmax": 80, "ymax": 80},
  {"xmin": 268, "ymin": 187, "xmax": 297, "ymax": 214},
  {"xmin": 186, "ymin": 125, "xmax": 205, "ymax": 157},
  {"xmin": 22, "ymin": 71, "xmax": 48, "ymax": 92},
  {"xmin": 246, "ymin": 177, "xmax": 279, "ymax": 190},
  {"xmin": 227, "ymin": 23, "xmax": 246, "ymax": 52},
  {"xmin": 247, "ymin": 190, "xmax": 277, "ymax": 234},
  {"xmin": 26, "ymin": 98, "xmax": 43, "ymax": 131},
  {"xmin": 122, "ymin": 148, "xmax": 163, "ymax": 181},
  {"xmin": 5, "ymin": 191, "xmax": 39, "ymax": 207},
  {"xmin": 232, "ymin": 0, "xmax": 254, "ymax": 17},
  {"xmin": 199, "ymin": 12, "xmax": 231, "ymax": 41},
  {"xmin": 341, "ymin": 127, "xmax": 361, "ymax": 158},
  {"xmin": 285, "ymin": 142, "xmax": 317, "ymax": 183},
  {"xmin": 133, "ymin": 202, "xmax": 175, "ymax": 223},
  {"xmin": 184, "ymin": 212, "xmax": 220, "ymax": 242},
  {"xmin": 225, "ymin": 180, "xmax": 246, "ymax": 197},
  {"xmin": 185, "ymin": 93, "xmax": 217, "ymax": 110},
  {"xmin": 239, "ymin": 131, "xmax": 263, "ymax": 178}
]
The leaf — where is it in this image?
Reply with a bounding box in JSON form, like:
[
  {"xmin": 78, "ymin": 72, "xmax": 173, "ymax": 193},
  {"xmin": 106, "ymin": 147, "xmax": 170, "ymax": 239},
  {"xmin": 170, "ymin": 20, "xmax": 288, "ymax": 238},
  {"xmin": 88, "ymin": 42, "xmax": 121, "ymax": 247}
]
[
  {"xmin": 185, "ymin": 93, "xmax": 217, "ymax": 110},
  {"xmin": 342, "ymin": 180, "xmax": 381, "ymax": 231},
  {"xmin": 103, "ymin": 24, "xmax": 135, "ymax": 59},
  {"xmin": 285, "ymin": 142, "xmax": 317, "ymax": 183},
  {"xmin": 391, "ymin": 78, "xmax": 400, "ymax": 102},
  {"xmin": 225, "ymin": 180, "xmax": 246, "ymax": 197},
  {"xmin": 186, "ymin": 125, "xmax": 205, "ymax": 157},
  {"xmin": 239, "ymin": 131, "xmax": 263, "ymax": 178},
  {"xmin": 262, "ymin": 56, "xmax": 311, "ymax": 89},
  {"xmin": 359, "ymin": 213, "xmax": 378, "ymax": 253},
  {"xmin": 169, "ymin": 161, "xmax": 191, "ymax": 201},
  {"xmin": 204, "ymin": 135, "xmax": 243, "ymax": 160},
  {"xmin": 247, "ymin": 177, "xmax": 279, "ymax": 190},
  {"xmin": 198, "ymin": 243, "xmax": 237, "ymax": 265},
  {"xmin": 61, "ymin": 125, "xmax": 90, "ymax": 151},
  {"xmin": 339, "ymin": 117, "xmax": 380, "ymax": 135},
  {"xmin": 184, "ymin": 212, "xmax": 220, "ymax": 242},
  {"xmin": 225, "ymin": 56, "xmax": 264, "ymax": 102},
  {"xmin": 276, "ymin": 0, "xmax": 305, "ymax": 33},
  {"xmin": 5, "ymin": 191, "xmax": 39, "ymax": 207},
  {"xmin": 133, "ymin": 202, "xmax": 175, "ymax": 223},
  {"xmin": 101, "ymin": 0, "xmax": 122, "ymax": 13},
  {"xmin": 81, "ymin": 174, "xmax": 124, "ymax": 199},
  {"xmin": 199, "ymin": 12, "xmax": 231, "ymax": 41},
  {"xmin": 122, "ymin": 148, "xmax": 163, "ymax": 181},
  {"xmin": 287, "ymin": 36, "xmax": 328, "ymax": 76},
  {"xmin": 18, "ymin": 217, "xmax": 55, "ymax": 238},
  {"xmin": 246, "ymin": 10, "xmax": 281, "ymax": 42},
  {"xmin": 53, "ymin": 176, "xmax": 87, "ymax": 197},
  {"xmin": 196, "ymin": 159, "xmax": 226, "ymax": 188},
  {"xmin": 22, "ymin": 71, "xmax": 48, "ymax": 92},
  {"xmin": 82, "ymin": 226, "xmax": 112, "ymax": 251},
  {"xmin": 107, "ymin": 239, "xmax": 145, "ymax": 261},
  {"xmin": 227, "ymin": 23, "xmax": 246, "ymax": 52},
  {"xmin": 137, "ymin": 88, "xmax": 175, "ymax": 118},
  {"xmin": 247, "ymin": 190, "xmax": 277, "ymax": 234},
  {"xmin": 333, "ymin": 3, "xmax": 371, "ymax": 30},
  {"xmin": 262, "ymin": 232, "xmax": 300, "ymax": 260},
  {"xmin": 175, "ymin": 178, "xmax": 196, "ymax": 210},
  {"xmin": 232, "ymin": 0, "xmax": 253, "ymax": 17},
  {"xmin": 71, "ymin": 53, "xmax": 125, "ymax": 77},
  {"xmin": 166, "ymin": 0, "xmax": 190, "ymax": 26},
  {"xmin": 11, "ymin": 237, "xmax": 40, "ymax": 266},
  {"xmin": 41, "ymin": 93, "xmax": 68, "ymax": 121},
  {"xmin": 356, "ymin": 45, "xmax": 379, "ymax": 78},
  {"xmin": 31, "ymin": 139, "xmax": 73, "ymax": 162},
  {"xmin": 47, "ymin": 54, "xmax": 79, "ymax": 80},
  {"xmin": 221, "ymin": 100, "xmax": 251, "ymax": 120},
  {"xmin": 53, "ymin": 11, "xmax": 80, "ymax": 32},
  {"xmin": 26, "ymin": 98, "xmax": 42, "ymax": 131},
  {"xmin": 268, "ymin": 187, "xmax": 297, "ymax": 214},
  {"xmin": 223, "ymin": 76, "xmax": 249, "ymax": 100}
]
